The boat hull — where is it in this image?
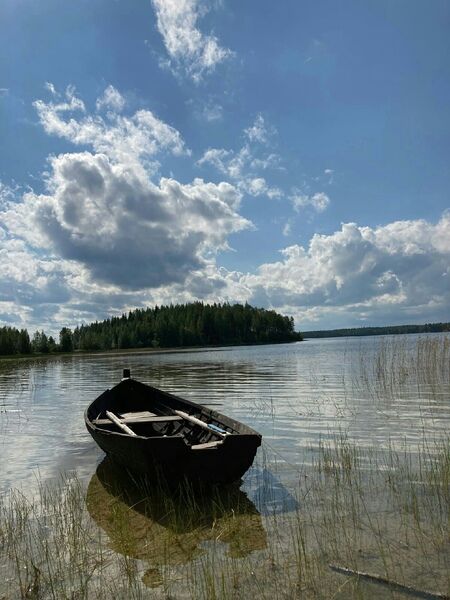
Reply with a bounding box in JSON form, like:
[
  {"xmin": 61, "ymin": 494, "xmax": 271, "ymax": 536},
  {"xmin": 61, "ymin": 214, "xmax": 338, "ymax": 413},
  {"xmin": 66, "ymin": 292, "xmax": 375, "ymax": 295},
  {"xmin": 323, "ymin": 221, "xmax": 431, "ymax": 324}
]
[{"xmin": 85, "ymin": 377, "xmax": 261, "ymax": 485}]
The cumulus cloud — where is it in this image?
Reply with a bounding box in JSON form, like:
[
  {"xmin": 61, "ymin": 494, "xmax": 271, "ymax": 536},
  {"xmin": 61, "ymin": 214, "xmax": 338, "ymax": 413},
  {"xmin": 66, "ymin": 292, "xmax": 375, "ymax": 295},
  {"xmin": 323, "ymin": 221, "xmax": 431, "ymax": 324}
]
[
  {"xmin": 151, "ymin": 0, "xmax": 233, "ymax": 81},
  {"xmin": 0, "ymin": 85, "xmax": 255, "ymax": 331},
  {"xmin": 1, "ymin": 84, "xmax": 448, "ymax": 335},
  {"xmin": 3, "ymin": 151, "xmax": 250, "ymax": 289},
  {"xmin": 239, "ymin": 213, "xmax": 450, "ymax": 327}
]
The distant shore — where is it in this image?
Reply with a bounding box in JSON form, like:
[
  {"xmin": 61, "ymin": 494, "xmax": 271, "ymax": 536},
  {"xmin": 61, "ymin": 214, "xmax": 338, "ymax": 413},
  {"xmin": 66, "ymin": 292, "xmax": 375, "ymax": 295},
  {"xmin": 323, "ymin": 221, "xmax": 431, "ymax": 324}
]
[{"xmin": 303, "ymin": 322, "xmax": 449, "ymax": 339}]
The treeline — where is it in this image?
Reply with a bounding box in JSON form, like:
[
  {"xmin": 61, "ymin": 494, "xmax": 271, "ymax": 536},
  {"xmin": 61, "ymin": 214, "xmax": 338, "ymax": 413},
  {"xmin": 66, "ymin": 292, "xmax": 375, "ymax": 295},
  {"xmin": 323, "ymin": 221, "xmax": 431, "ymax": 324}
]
[
  {"xmin": 0, "ymin": 303, "xmax": 302, "ymax": 356},
  {"xmin": 0, "ymin": 327, "xmax": 74, "ymax": 356},
  {"xmin": 303, "ymin": 322, "xmax": 450, "ymax": 339}
]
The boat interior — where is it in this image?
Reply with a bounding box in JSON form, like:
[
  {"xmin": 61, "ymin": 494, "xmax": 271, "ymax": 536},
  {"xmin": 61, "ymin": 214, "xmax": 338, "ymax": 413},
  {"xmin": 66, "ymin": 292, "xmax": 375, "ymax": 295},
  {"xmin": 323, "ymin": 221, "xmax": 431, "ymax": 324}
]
[{"xmin": 89, "ymin": 380, "xmax": 236, "ymax": 449}]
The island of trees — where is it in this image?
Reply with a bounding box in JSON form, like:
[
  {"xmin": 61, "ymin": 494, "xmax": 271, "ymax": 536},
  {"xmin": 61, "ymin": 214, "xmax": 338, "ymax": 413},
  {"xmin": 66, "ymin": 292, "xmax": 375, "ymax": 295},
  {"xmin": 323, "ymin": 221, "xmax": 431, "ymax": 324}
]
[
  {"xmin": 0, "ymin": 302, "xmax": 302, "ymax": 356},
  {"xmin": 303, "ymin": 322, "xmax": 450, "ymax": 338}
]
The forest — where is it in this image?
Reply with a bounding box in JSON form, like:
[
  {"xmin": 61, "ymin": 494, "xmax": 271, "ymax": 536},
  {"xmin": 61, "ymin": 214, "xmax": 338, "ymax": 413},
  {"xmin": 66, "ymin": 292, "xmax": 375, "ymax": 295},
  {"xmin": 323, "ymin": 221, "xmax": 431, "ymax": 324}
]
[{"xmin": 0, "ymin": 303, "xmax": 302, "ymax": 356}]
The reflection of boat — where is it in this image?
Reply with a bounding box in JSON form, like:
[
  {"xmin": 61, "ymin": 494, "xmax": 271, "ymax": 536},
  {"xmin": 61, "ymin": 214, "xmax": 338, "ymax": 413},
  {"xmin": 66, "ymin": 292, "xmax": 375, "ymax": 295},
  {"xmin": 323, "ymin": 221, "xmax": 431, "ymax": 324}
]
[
  {"xmin": 86, "ymin": 457, "xmax": 267, "ymax": 585},
  {"xmin": 85, "ymin": 370, "xmax": 261, "ymax": 484}
]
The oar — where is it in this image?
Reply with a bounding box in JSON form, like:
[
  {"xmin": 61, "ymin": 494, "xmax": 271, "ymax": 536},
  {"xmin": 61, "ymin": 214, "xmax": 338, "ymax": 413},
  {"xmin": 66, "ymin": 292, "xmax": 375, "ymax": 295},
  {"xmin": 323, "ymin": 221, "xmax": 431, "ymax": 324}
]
[
  {"xmin": 173, "ymin": 410, "xmax": 230, "ymax": 437},
  {"xmin": 106, "ymin": 410, "xmax": 137, "ymax": 436}
]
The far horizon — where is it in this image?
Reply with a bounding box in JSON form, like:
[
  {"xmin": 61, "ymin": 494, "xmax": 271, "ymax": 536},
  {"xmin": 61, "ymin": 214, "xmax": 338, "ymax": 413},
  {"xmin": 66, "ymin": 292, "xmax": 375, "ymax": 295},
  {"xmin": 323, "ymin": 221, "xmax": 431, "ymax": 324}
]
[{"xmin": 1, "ymin": 1, "xmax": 449, "ymax": 333}]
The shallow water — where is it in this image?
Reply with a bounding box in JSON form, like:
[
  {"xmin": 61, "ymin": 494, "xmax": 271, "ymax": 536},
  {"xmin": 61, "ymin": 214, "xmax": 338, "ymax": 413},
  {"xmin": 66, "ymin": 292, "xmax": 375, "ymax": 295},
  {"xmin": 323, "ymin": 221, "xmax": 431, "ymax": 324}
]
[{"xmin": 1, "ymin": 333, "xmax": 449, "ymax": 494}]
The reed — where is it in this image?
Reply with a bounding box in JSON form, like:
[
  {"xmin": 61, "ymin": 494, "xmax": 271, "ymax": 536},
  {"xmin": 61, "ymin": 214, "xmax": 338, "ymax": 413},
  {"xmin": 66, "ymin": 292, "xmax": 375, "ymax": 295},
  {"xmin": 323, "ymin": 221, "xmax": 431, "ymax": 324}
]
[
  {"xmin": 1, "ymin": 433, "xmax": 448, "ymax": 599},
  {"xmin": 353, "ymin": 334, "xmax": 450, "ymax": 403}
]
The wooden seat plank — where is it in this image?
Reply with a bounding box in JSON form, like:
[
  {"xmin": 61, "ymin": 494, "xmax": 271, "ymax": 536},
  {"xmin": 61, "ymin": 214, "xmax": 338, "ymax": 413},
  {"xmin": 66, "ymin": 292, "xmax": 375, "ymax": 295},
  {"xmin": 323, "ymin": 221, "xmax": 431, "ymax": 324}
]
[
  {"xmin": 93, "ymin": 415, "xmax": 182, "ymax": 425},
  {"xmin": 191, "ymin": 441, "xmax": 223, "ymax": 450},
  {"xmin": 120, "ymin": 411, "xmax": 156, "ymax": 419}
]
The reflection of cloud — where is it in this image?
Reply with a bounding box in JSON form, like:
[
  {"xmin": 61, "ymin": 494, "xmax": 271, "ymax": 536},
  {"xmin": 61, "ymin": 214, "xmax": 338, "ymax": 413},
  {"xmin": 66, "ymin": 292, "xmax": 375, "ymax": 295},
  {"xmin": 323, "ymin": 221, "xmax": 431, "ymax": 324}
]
[{"xmin": 244, "ymin": 467, "xmax": 299, "ymax": 516}]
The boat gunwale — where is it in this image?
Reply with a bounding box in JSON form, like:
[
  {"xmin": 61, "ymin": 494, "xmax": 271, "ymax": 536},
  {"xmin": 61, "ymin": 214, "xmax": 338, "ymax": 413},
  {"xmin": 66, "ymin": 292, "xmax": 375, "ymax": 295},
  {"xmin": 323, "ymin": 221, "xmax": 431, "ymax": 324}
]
[{"xmin": 84, "ymin": 378, "xmax": 262, "ymax": 443}]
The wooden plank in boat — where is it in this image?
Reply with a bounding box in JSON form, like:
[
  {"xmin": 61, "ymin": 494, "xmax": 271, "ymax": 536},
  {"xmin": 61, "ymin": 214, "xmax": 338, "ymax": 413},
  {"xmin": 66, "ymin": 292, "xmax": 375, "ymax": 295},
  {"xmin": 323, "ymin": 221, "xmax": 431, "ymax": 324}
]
[
  {"xmin": 120, "ymin": 411, "xmax": 156, "ymax": 419},
  {"xmin": 191, "ymin": 441, "xmax": 223, "ymax": 450},
  {"xmin": 93, "ymin": 415, "xmax": 182, "ymax": 425}
]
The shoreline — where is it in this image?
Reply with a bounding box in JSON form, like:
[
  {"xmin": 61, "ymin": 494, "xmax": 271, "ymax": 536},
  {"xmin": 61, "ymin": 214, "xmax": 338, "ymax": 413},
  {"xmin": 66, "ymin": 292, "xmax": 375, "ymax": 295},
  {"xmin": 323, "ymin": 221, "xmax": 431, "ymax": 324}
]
[{"xmin": 0, "ymin": 338, "xmax": 303, "ymax": 362}]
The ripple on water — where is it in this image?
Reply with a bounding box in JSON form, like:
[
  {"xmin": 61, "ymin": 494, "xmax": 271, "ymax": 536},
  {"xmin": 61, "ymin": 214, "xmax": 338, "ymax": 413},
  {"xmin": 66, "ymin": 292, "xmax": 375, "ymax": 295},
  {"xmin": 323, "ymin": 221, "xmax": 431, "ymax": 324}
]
[{"xmin": 0, "ymin": 334, "xmax": 449, "ymax": 492}]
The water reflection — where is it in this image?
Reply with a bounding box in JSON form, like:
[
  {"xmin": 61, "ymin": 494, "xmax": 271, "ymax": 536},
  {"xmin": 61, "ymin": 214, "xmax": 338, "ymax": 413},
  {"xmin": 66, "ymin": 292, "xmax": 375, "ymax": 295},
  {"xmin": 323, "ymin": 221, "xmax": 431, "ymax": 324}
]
[
  {"xmin": 86, "ymin": 457, "xmax": 267, "ymax": 586},
  {"xmin": 243, "ymin": 467, "xmax": 299, "ymax": 515},
  {"xmin": 1, "ymin": 334, "xmax": 449, "ymax": 492}
]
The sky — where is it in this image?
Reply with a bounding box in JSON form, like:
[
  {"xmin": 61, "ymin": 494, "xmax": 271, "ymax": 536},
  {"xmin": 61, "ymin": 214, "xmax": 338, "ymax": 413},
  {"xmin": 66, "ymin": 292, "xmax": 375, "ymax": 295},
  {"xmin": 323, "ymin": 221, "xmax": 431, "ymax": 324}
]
[{"xmin": 0, "ymin": 0, "xmax": 449, "ymax": 334}]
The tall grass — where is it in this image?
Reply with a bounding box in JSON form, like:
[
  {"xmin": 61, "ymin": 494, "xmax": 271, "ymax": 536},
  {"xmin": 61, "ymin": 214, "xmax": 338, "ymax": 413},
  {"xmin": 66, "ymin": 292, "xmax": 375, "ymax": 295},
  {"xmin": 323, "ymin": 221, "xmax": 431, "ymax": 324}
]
[
  {"xmin": 353, "ymin": 335, "xmax": 450, "ymax": 402},
  {"xmin": 1, "ymin": 434, "xmax": 448, "ymax": 599}
]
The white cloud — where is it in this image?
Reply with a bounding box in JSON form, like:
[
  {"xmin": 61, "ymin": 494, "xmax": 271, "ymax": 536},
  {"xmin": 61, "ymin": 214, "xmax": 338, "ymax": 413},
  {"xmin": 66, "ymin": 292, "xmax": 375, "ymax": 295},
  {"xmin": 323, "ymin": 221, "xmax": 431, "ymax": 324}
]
[
  {"xmin": 44, "ymin": 82, "xmax": 57, "ymax": 95},
  {"xmin": 34, "ymin": 85, "xmax": 188, "ymax": 175},
  {"xmin": 0, "ymin": 182, "xmax": 15, "ymax": 206},
  {"xmin": 282, "ymin": 221, "xmax": 292, "ymax": 237},
  {"xmin": 151, "ymin": 0, "xmax": 233, "ymax": 81},
  {"xmin": 239, "ymin": 213, "xmax": 450, "ymax": 328},
  {"xmin": 244, "ymin": 114, "xmax": 274, "ymax": 144},
  {"xmin": 0, "ymin": 84, "xmax": 254, "ymax": 332},
  {"xmin": 96, "ymin": 85, "xmax": 126, "ymax": 112},
  {"xmin": 2, "ymin": 151, "xmax": 250, "ymax": 289},
  {"xmin": 291, "ymin": 191, "xmax": 330, "ymax": 213},
  {"xmin": 1, "ymin": 84, "xmax": 448, "ymax": 334},
  {"xmin": 197, "ymin": 116, "xmax": 282, "ymax": 199},
  {"xmin": 203, "ymin": 102, "xmax": 223, "ymax": 121},
  {"xmin": 324, "ymin": 168, "xmax": 334, "ymax": 184}
]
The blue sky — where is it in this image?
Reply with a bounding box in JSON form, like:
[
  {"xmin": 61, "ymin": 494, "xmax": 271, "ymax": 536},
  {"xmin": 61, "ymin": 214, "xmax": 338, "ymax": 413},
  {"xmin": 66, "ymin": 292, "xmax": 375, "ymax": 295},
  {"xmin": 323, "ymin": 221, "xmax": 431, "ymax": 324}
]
[{"xmin": 0, "ymin": 0, "xmax": 449, "ymax": 333}]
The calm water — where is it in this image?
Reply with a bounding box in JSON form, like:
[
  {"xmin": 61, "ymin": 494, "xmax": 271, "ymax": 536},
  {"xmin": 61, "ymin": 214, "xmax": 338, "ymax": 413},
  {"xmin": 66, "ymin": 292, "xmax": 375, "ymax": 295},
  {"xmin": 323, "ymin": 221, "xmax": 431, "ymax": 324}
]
[{"xmin": 1, "ymin": 334, "xmax": 449, "ymax": 494}]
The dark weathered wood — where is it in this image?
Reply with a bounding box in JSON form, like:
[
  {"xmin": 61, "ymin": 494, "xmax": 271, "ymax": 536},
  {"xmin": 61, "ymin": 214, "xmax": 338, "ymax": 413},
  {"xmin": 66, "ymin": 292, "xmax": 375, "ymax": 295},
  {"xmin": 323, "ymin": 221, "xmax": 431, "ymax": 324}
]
[
  {"xmin": 84, "ymin": 375, "xmax": 262, "ymax": 484},
  {"xmin": 329, "ymin": 564, "xmax": 449, "ymax": 600}
]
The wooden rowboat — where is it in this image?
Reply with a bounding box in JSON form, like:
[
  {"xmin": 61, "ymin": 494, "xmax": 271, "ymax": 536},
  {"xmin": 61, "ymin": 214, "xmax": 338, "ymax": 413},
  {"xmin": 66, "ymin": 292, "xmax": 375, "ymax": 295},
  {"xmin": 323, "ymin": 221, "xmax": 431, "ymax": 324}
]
[{"xmin": 85, "ymin": 370, "xmax": 262, "ymax": 484}]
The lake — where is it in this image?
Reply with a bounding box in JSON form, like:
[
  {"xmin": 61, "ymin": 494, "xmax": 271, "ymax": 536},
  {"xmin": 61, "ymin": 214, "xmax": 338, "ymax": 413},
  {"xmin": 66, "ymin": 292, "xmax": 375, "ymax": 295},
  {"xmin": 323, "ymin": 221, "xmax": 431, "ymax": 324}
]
[
  {"xmin": 1, "ymin": 333, "xmax": 449, "ymax": 493},
  {"xmin": 1, "ymin": 334, "xmax": 449, "ymax": 599}
]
